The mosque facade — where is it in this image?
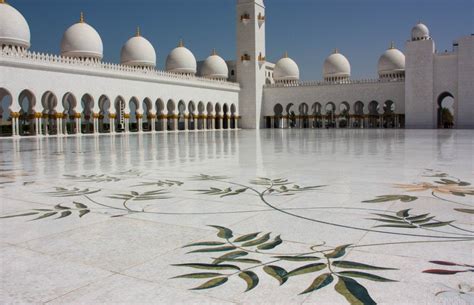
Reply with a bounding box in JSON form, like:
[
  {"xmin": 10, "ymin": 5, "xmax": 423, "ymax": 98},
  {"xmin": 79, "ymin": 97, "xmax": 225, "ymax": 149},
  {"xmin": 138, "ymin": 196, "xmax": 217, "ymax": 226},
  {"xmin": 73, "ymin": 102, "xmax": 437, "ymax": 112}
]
[{"xmin": 0, "ymin": 0, "xmax": 472, "ymax": 137}]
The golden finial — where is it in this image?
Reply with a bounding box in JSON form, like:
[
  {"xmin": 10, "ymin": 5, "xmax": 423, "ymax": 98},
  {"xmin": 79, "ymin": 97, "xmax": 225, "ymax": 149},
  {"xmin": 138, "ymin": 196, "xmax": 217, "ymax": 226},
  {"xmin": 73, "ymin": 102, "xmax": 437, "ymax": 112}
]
[
  {"xmin": 211, "ymin": 48, "xmax": 217, "ymax": 56},
  {"xmin": 0, "ymin": 0, "xmax": 6, "ymax": 4},
  {"xmin": 283, "ymin": 51, "xmax": 288, "ymax": 58},
  {"xmin": 136, "ymin": 26, "xmax": 141, "ymax": 37},
  {"xmin": 334, "ymin": 48, "xmax": 339, "ymax": 54},
  {"xmin": 79, "ymin": 12, "xmax": 85, "ymax": 23},
  {"xmin": 178, "ymin": 39, "xmax": 184, "ymax": 47},
  {"xmin": 390, "ymin": 41, "xmax": 395, "ymax": 49}
]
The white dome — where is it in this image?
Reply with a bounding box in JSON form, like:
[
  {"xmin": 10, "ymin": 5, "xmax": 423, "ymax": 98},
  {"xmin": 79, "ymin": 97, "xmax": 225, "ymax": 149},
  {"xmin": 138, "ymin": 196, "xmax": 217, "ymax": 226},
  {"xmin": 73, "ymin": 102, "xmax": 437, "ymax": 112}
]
[
  {"xmin": 61, "ymin": 14, "xmax": 103, "ymax": 60},
  {"xmin": 120, "ymin": 31, "xmax": 156, "ymax": 68},
  {"xmin": 378, "ymin": 45, "xmax": 405, "ymax": 77},
  {"xmin": 274, "ymin": 53, "xmax": 300, "ymax": 82},
  {"xmin": 0, "ymin": 1, "xmax": 30, "ymax": 49},
  {"xmin": 323, "ymin": 50, "xmax": 351, "ymax": 80},
  {"xmin": 201, "ymin": 50, "xmax": 228, "ymax": 80},
  {"xmin": 166, "ymin": 41, "xmax": 197, "ymax": 74},
  {"xmin": 412, "ymin": 23, "xmax": 430, "ymax": 41}
]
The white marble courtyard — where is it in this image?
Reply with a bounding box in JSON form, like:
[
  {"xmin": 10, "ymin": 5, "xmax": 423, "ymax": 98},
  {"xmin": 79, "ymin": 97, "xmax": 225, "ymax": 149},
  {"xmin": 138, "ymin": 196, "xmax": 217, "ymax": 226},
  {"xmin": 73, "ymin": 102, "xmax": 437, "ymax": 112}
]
[{"xmin": 0, "ymin": 130, "xmax": 473, "ymax": 305}]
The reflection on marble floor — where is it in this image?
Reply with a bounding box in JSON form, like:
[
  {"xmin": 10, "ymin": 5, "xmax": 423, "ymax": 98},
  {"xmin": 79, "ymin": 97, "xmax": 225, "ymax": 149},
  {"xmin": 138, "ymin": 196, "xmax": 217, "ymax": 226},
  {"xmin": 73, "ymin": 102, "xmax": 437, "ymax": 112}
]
[{"xmin": 0, "ymin": 130, "xmax": 473, "ymax": 305}]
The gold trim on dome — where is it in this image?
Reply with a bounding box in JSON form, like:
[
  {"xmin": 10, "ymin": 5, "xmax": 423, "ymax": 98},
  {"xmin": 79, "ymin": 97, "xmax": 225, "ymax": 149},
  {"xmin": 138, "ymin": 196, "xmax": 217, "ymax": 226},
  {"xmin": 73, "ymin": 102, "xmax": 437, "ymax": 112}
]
[
  {"xmin": 178, "ymin": 39, "xmax": 184, "ymax": 47},
  {"xmin": 390, "ymin": 41, "xmax": 395, "ymax": 49},
  {"xmin": 80, "ymin": 12, "xmax": 85, "ymax": 23},
  {"xmin": 0, "ymin": 0, "xmax": 6, "ymax": 4},
  {"xmin": 283, "ymin": 51, "xmax": 288, "ymax": 58},
  {"xmin": 211, "ymin": 48, "xmax": 217, "ymax": 56},
  {"xmin": 136, "ymin": 27, "xmax": 141, "ymax": 37}
]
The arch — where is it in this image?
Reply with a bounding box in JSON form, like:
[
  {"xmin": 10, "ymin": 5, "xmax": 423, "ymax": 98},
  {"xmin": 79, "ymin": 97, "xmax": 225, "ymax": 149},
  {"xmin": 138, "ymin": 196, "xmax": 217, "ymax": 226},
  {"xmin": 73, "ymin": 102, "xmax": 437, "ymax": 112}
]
[
  {"xmin": 353, "ymin": 101, "xmax": 365, "ymax": 128},
  {"xmin": 230, "ymin": 103, "xmax": 237, "ymax": 129},
  {"xmin": 142, "ymin": 98, "xmax": 153, "ymax": 132},
  {"xmin": 437, "ymin": 92, "xmax": 455, "ymax": 129},
  {"xmin": 368, "ymin": 101, "xmax": 380, "ymax": 128},
  {"xmin": 354, "ymin": 101, "xmax": 364, "ymax": 115},
  {"xmin": 177, "ymin": 100, "xmax": 186, "ymax": 131},
  {"xmin": 98, "ymin": 95, "xmax": 111, "ymax": 133},
  {"xmin": 206, "ymin": 102, "xmax": 214, "ymax": 129},
  {"xmin": 18, "ymin": 90, "xmax": 37, "ymax": 136},
  {"xmin": 286, "ymin": 103, "xmax": 296, "ymax": 128},
  {"xmin": 0, "ymin": 88, "xmax": 13, "ymax": 137},
  {"xmin": 222, "ymin": 103, "xmax": 230, "ymax": 129},
  {"xmin": 311, "ymin": 102, "xmax": 323, "ymax": 128},
  {"xmin": 81, "ymin": 94, "xmax": 94, "ymax": 134},
  {"xmin": 196, "ymin": 101, "xmax": 205, "ymax": 130},
  {"xmin": 187, "ymin": 101, "xmax": 196, "ymax": 130},
  {"xmin": 62, "ymin": 92, "xmax": 77, "ymax": 134},
  {"xmin": 338, "ymin": 102, "xmax": 350, "ymax": 128},
  {"xmin": 128, "ymin": 97, "xmax": 139, "ymax": 132},
  {"xmin": 274, "ymin": 104, "xmax": 283, "ymax": 116},
  {"xmin": 167, "ymin": 99, "xmax": 176, "ymax": 131},
  {"xmin": 115, "ymin": 96, "xmax": 126, "ymax": 132},
  {"xmin": 155, "ymin": 98, "xmax": 165, "ymax": 131},
  {"xmin": 41, "ymin": 91, "xmax": 58, "ymax": 135},
  {"xmin": 325, "ymin": 102, "xmax": 336, "ymax": 128},
  {"xmin": 298, "ymin": 103, "xmax": 309, "ymax": 128},
  {"xmin": 215, "ymin": 103, "xmax": 222, "ymax": 129}
]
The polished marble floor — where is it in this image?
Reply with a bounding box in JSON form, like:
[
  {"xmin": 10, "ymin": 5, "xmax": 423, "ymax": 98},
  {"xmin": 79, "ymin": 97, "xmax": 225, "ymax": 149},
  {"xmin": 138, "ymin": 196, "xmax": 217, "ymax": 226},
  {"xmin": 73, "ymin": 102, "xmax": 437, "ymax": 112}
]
[{"xmin": 0, "ymin": 129, "xmax": 473, "ymax": 305}]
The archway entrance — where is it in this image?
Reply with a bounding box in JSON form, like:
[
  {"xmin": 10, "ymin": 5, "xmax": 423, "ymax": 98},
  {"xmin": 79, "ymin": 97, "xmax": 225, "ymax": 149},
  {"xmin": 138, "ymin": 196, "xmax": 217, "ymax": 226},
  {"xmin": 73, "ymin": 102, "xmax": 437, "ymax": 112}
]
[
  {"xmin": 0, "ymin": 88, "xmax": 13, "ymax": 136},
  {"xmin": 437, "ymin": 92, "xmax": 455, "ymax": 129}
]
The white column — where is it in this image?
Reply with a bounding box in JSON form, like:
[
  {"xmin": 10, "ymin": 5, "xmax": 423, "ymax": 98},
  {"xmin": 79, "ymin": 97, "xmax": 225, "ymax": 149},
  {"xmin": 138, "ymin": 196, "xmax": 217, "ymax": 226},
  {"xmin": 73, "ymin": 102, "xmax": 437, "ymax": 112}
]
[
  {"xmin": 194, "ymin": 116, "xmax": 198, "ymax": 131},
  {"xmin": 138, "ymin": 118, "xmax": 143, "ymax": 132},
  {"xmin": 219, "ymin": 117, "xmax": 224, "ymax": 130},
  {"xmin": 150, "ymin": 118, "xmax": 156, "ymax": 132},
  {"xmin": 184, "ymin": 113, "xmax": 189, "ymax": 131},
  {"xmin": 124, "ymin": 118, "xmax": 130, "ymax": 133},
  {"xmin": 235, "ymin": 116, "xmax": 239, "ymax": 129}
]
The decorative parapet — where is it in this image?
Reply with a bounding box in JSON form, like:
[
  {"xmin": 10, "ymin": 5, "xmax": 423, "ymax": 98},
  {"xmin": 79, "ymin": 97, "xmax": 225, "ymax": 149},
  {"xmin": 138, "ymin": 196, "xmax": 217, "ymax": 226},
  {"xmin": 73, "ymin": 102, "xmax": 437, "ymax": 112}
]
[
  {"xmin": 264, "ymin": 77, "xmax": 405, "ymax": 88},
  {"xmin": 0, "ymin": 47, "xmax": 240, "ymax": 89}
]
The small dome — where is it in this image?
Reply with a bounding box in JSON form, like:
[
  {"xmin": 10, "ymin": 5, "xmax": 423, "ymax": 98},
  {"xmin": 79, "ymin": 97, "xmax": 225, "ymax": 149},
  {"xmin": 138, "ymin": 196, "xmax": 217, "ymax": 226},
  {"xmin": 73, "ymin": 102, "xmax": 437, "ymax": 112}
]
[
  {"xmin": 61, "ymin": 13, "xmax": 103, "ymax": 60},
  {"xmin": 412, "ymin": 23, "xmax": 430, "ymax": 41},
  {"xmin": 323, "ymin": 50, "xmax": 351, "ymax": 81},
  {"xmin": 274, "ymin": 52, "xmax": 300, "ymax": 83},
  {"xmin": 378, "ymin": 43, "xmax": 405, "ymax": 78},
  {"xmin": 201, "ymin": 50, "xmax": 228, "ymax": 80},
  {"xmin": 166, "ymin": 40, "xmax": 197, "ymax": 75},
  {"xmin": 120, "ymin": 28, "xmax": 156, "ymax": 68},
  {"xmin": 0, "ymin": 1, "xmax": 31, "ymax": 49}
]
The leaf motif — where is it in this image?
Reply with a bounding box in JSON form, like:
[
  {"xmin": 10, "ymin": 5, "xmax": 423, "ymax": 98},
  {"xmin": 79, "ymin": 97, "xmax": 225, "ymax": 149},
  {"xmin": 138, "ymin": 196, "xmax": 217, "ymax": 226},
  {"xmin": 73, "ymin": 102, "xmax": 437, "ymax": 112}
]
[
  {"xmin": 171, "ymin": 273, "xmax": 224, "ymax": 279},
  {"xmin": 56, "ymin": 211, "xmax": 72, "ymax": 219},
  {"xmin": 257, "ymin": 235, "xmax": 283, "ymax": 250},
  {"xmin": 420, "ymin": 221, "xmax": 453, "ymax": 228},
  {"xmin": 239, "ymin": 271, "xmax": 259, "ymax": 292},
  {"xmin": 30, "ymin": 212, "xmax": 57, "ymax": 221},
  {"xmin": 273, "ymin": 256, "xmax": 321, "ymax": 262},
  {"xmin": 242, "ymin": 233, "xmax": 271, "ymax": 247},
  {"xmin": 54, "ymin": 204, "xmax": 71, "ymax": 210},
  {"xmin": 74, "ymin": 202, "xmax": 88, "ymax": 209},
  {"xmin": 400, "ymin": 196, "xmax": 418, "ymax": 203},
  {"xmin": 371, "ymin": 213, "xmax": 403, "ymax": 221},
  {"xmin": 287, "ymin": 263, "xmax": 327, "ymax": 277},
  {"xmin": 187, "ymin": 246, "xmax": 236, "ymax": 254},
  {"xmin": 396, "ymin": 209, "xmax": 411, "ymax": 218},
  {"xmin": 338, "ymin": 271, "xmax": 396, "ymax": 282},
  {"xmin": 191, "ymin": 277, "xmax": 228, "ymax": 290},
  {"xmin": 300, "ymin": 273, "xmax": 334, "ymax": 295},
  {"xmin": 422, "ymin": 269, "xmax": 466, "ymax": 275},
  {"xmin": 0, "ymin": 212, "xmax": 39, "ymax": 219},
  {"xmin": 332, "ymin": 261, "xmax": 398, "ymax": 271},
  {"xmin": 172, "ymin": 263, "xmax": 240, "ymax": 271},
  {"xmin": 429, "ymin": 261, "xmax": 459, "ymax": 266},
  {"xmin": 406, "ymin": 214, "xmax": 430, "ymax": 221},
  {"xmin": 212, "ymin": 251, "xmax": 248, "ymax": 264},
  {"xmin": 335, "ymin": 276, "xmax": 376, "ymax": 305},
  {"xmin": 454, "ymin": 208, "xmax": 474, "ymax": 214},
  {"xmin": 368, "ymin": 218, "xmax": 408, "ymax": 224},
  {"xmin": 263, "ymin": 265, "xmax": 288, "ymax": 285},
  {"xmin": 411, "ymin": 216, "xmax": 435, "ymax": 224},
  {"xmin": 79, "ymin": 210, "xmax": 90, "ymax": 218},
  {"xmin": 234, "ymin": 232, "xmax": 261, "ymax": 243},
  {"xmin": 325, "ymin": 244, "xmax": 352, "ymax": 259},
  {"xmin": 183, "ymin": 241, "xmax": 226, "ymax": 248},
  {"xmin": 373, "ymin": 224, "xmax": 417, "ymax": 229},
  {"xmin": 217, "ymin": 258, "xmax": 262, "ymax": 264},
  {"xmin": 208, "ymin": 225, "xmax": 233, "ymax": 239}
]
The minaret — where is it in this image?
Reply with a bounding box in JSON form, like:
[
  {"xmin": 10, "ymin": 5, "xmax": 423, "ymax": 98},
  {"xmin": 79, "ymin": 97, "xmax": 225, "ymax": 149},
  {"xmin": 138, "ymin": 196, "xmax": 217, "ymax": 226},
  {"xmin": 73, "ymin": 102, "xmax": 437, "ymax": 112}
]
[{"xmin": 236, "ymin": 0, "xmax": 266, "ymax": 129}]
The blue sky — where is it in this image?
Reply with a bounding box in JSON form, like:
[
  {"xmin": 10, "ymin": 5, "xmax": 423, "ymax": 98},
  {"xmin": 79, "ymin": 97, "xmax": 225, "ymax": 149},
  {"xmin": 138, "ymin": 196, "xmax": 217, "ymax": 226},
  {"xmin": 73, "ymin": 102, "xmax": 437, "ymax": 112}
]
[{"xmin": 11, "ymin": 0, "xmax": 473, "ymax": 80}]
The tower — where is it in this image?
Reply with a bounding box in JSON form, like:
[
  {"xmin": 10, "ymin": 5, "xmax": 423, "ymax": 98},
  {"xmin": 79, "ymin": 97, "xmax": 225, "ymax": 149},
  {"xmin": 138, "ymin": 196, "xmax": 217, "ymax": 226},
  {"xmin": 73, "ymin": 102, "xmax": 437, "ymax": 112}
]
[
  {"xmin": 236, "ymin": 0, "xmax": 266, "ymax": 129},
  {"xmin": 404, "ymin": 23, "xmax": 435, "ymax": 128}
]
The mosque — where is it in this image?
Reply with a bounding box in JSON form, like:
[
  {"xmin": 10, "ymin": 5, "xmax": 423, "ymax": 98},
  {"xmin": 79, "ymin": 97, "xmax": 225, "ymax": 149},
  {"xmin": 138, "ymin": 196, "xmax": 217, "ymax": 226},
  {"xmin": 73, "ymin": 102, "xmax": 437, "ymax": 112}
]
[{"xmin": 0, "ymin": 0, "xmax": 472, "ymax": 137}]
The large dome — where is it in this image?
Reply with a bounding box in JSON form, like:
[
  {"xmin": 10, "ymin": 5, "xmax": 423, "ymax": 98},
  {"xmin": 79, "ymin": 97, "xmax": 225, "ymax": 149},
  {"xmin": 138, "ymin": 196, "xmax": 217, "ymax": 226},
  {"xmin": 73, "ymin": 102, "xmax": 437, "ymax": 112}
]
[
  {"xmin": 201, "ymin": 50, "xmax": 228, "ymax": 80},
  {"xmin": 166, "ymin": 40, "xmax": 197, "ymax": 75},
  {"xmin": 323, "ymin": 50, "xmax": 351, "ymax": 81},
  {"xmin": 378, "ymin": 43, "xmax": 405, "ymax": 78},
  {"xmin": 60, "ymin": 13, "xmax": 103, "ymax": 60},
  {"xmin": 0, "ymin": 1, "xmax": 31, "ymax": 50},
  {"xmin": 120, "ymin": 29, "xmax": 156, "ymax": 68},
  {"xmin": 412, "ymin": 23, "xmax": 430, "ymax": 41},
  {"xmin": 274, "ymin": 52, "xmax": 300, "ymax": 83}
]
